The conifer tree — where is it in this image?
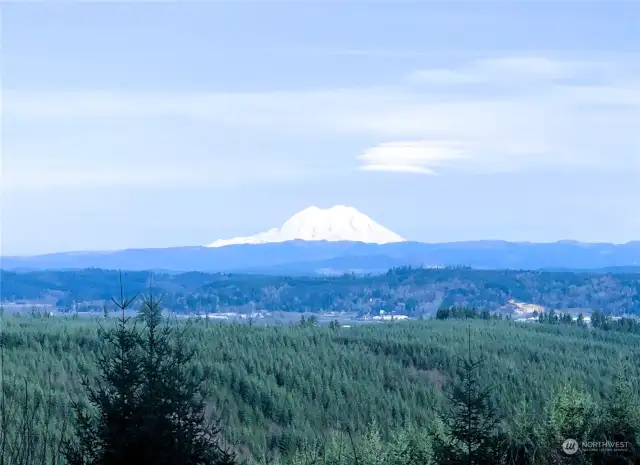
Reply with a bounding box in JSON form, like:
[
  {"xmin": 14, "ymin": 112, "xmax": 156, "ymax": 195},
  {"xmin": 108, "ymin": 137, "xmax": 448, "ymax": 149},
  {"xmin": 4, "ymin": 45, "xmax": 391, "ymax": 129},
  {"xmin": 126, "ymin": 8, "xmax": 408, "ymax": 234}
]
[
  {"xmin": 64, "ymin": 275, "xmax": 235, "ymax": 465},
  {"xmin": 503, "ymin": 400, "xmax": 546, "ymax": 465},
  {"xmin": 597, "ymin": 367, "xmax": 640, "ymax": 464},
  {"xmin": 542, "ymin": 385, "xmax": 597, "ymax": 465},
  {"xmin": 134, "ymin": 290, "xmax": 235, "ymax": 465},
  {"xmin": 432, "ymin": 326, "xmax": 503, "ymax": 465},
  {"xmin": 64, "ymin": 277, "xmax": 143, "ymax": 465}
]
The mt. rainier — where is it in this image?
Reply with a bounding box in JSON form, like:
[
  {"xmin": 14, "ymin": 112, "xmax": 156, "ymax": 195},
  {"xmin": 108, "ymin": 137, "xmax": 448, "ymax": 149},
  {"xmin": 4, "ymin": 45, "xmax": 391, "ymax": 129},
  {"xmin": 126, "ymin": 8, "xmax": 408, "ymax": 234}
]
[{"xmin": 206, "ymin": 205, "xmax": 406, "ymax": 247}]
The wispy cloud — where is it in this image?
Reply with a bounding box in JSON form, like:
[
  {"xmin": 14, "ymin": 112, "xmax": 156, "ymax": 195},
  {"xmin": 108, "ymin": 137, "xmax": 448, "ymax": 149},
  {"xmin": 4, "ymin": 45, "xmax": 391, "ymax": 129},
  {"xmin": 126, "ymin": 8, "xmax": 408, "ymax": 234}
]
[
  {"xmin": 1, "ymin": 161, "xmax": 207, "ymax": 190},
  {"xmin": 5, "ymin": 55, "xmax": 640, "ymax": 181},
  {"xmin": 358, "ymin": 141, "xmax": 467, "ymax": 175},
  {"xmin": 1, "ymin": 157, "xmax": 313, "ymax": 191},
  {"xmin": 407, "ymin": 56, "xmax": 601, "ymax": 86}
]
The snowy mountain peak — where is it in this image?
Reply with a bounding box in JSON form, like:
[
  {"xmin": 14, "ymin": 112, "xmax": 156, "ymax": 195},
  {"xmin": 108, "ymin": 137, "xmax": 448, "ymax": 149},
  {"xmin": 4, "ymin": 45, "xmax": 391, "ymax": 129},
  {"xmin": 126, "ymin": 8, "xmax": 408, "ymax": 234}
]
[{"xmin": 206, "ymin": 205, "xmax": 406, "ymax": 248}]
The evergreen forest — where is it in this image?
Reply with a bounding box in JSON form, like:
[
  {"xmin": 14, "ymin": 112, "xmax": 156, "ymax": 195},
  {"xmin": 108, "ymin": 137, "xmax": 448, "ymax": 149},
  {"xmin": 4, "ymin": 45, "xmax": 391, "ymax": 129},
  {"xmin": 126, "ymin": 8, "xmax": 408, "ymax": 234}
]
[
  {"xmin": 0, "ymin": 281, "xmax": 639, "ymax": 464},
  {"xmin": 3, "ymin": 267, "xmax": 640, "ymax": 316}
]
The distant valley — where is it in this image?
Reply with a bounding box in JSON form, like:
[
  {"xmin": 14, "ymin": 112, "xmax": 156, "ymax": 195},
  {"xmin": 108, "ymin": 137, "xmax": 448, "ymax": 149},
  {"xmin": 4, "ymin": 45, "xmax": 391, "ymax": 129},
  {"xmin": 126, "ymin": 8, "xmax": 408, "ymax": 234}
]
[
  {"xmin": 4, "ymin": 204, "xmax": 640, "ymax": 319},
  {"xmin": 2, "ymin": 267, "xmax": 640, "ymax": 318}
]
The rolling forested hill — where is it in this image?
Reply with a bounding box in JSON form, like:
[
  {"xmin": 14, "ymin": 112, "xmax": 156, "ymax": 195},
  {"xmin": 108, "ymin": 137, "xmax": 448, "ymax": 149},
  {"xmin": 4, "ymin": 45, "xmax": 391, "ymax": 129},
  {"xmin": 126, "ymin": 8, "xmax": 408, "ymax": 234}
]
[
  {"xmin": 2, "ymin": 316, "xmax": 639, "ymax": 463},
  {"xmin": 2, "ymin": 267, "xmax": 640, "ymax": 315}
]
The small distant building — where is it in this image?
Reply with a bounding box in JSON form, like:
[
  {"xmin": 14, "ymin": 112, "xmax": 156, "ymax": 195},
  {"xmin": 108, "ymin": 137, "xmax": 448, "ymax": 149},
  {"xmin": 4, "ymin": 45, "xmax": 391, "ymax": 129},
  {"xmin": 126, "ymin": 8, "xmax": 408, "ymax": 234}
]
[{"xmin": 372, "ymin": 314, "xmax": 409, "ymax": 321}]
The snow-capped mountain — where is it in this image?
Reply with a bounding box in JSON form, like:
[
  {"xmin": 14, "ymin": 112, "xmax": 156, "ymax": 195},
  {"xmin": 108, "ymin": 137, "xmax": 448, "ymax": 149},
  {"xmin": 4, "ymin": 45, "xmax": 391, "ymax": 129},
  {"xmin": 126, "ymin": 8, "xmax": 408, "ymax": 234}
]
[{"xmin": 206, "ymin": 205, "xmax": 406, "ymax": 248}]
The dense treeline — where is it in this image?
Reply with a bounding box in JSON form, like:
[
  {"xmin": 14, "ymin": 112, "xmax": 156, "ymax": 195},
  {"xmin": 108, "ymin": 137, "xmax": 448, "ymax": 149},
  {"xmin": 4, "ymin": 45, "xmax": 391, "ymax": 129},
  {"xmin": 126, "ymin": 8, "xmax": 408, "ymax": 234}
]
[
  {"xmin": 436, "ymin": 306, "xmax": 640, "ymax": 335},
  {"xmin": 63, "ymin": 289, "xmax": 236, "ymax": 465},
  {"xmin": 536, "ymin": 309, "xmax": 640, "ymax": 334},
  {"xmin": 1, "ymin": 306, "xmax": 639, "ymax": 463},
  {"xmin": 3, "ymin": 266, "xmax": 640, "ymax": 315}
]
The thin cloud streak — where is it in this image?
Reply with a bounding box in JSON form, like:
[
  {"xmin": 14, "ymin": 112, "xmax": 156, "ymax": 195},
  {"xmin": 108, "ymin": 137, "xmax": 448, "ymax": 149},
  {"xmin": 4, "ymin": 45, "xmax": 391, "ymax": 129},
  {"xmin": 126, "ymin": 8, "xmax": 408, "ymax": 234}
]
[
  {"xmin": 358, "ymin": 164, "xmax": 437, "ymax": 175},
  {"xmin": 358, "ymin": 141, "xmax": 468, "ymax": 174},
  {"xmin": 5, "ymin": 55, "xmax": 640, "ymax": 180}
]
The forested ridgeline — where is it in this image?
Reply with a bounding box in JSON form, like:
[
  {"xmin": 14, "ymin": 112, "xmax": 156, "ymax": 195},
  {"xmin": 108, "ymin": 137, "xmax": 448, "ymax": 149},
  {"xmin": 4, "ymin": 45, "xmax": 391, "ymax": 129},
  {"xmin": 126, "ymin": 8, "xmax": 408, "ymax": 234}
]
[
  {"xmin": 1, "ymin": 310, "xmax": 639, "ymax": 464},
  {"xmin": 3, "ymin": 266, "xmax": 640, "ymax": 314}
]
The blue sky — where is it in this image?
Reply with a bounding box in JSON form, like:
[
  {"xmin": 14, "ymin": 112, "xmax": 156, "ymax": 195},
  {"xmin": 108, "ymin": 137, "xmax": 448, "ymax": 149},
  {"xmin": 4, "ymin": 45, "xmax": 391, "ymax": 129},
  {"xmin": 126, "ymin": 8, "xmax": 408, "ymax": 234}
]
[{"xmin": 2, "ymin": 1, "xmax": 640, "ymax": 255}]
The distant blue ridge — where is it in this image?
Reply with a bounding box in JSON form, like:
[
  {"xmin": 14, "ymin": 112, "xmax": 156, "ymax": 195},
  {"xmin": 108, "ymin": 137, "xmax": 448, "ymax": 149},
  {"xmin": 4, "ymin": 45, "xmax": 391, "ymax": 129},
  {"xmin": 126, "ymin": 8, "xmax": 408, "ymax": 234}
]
[{"xmin": 2, "ymin": 240, "xmax": 640, "ymax": 274}]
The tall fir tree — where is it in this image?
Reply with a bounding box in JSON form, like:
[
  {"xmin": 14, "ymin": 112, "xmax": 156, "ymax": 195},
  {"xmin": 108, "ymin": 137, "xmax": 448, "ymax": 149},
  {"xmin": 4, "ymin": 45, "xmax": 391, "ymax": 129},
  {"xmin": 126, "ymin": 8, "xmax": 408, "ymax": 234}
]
[
  {"xmin": 64, "ymin": 277, "xmax": 143, "ymax": 465},
  {"xmin": 64, "ymin": 275, "xmax": 235, "ymax": 465},
  {"xmin": 134, "ymin": 290, "xmax": 235, "ymax": 465},
  {"xmin": 432, "ymin": 325, "xmax": 503, "ymax": 465}
]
